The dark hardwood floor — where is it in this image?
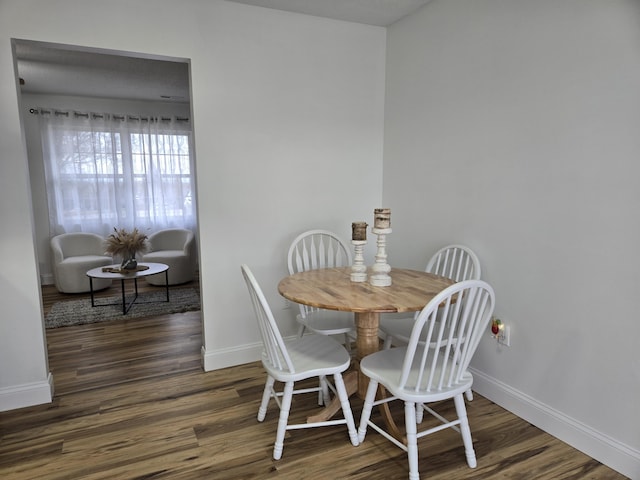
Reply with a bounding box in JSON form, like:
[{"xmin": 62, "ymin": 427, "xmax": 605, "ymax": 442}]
[{"xmin": 0, "ymin": 281, "xmax": 627, "ymax": 479}]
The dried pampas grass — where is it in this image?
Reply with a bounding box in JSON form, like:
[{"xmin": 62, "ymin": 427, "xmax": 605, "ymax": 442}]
[{"xmin": 104, "ymin": 227, "xmax": 149, "ymax": 257}]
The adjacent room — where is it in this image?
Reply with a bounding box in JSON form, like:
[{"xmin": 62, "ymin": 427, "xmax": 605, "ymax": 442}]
[
  {"xmin": 0, "ymin": 0, "xmax": 638, "ymax": 478},
  {"xmin": 15, "ymin": 40, "xmax": 201, "ymax": 327}
]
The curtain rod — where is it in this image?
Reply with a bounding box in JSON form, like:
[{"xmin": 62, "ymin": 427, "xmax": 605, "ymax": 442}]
[{"xmin": 28, "ymin": 108, "xmax": 189, "ymax": 123}]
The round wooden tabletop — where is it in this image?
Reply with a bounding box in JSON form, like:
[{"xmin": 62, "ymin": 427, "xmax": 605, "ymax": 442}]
[{"xmin": 278, "ymin": 267, "xmax": 453, "ymax": 315}]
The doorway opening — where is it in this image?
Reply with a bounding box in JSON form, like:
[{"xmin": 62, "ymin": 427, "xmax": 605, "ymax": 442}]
[{"xmin": 13, "ymin": 39, "xmax": 202, "ymax": 395}]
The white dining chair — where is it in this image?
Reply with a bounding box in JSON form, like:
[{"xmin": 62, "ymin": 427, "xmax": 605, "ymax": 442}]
[
  {"xmin": 287, "ymin": 230, "xmax": 355, "ymax": 352},
  {"xmin": 380, "ymin": 244, "xmax": 481, "ymax": 350},
  {"xmin": 379, "ymin": 244, "xmax": 481, "ymax": 407},
  {"xmin": 240, "ymin": 264, "xmax": 359, "ymax": 460},
  {"xmin": 358, "ymin": 279, "xmax": 495, "ymax": 480}
]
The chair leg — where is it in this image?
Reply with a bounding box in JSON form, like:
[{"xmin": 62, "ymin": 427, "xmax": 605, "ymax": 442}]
[
  {"xmin": 382, "ymin": 334, "xmax": 393, "ymax": 350},
  {"xmin": 258, "ymin": 375, "xmax": 275, "ymax": 421},
  {"xmin": 297, "ymin": 323, "xmax": 306, "ymax": 338},
  {"xmin": 404, "ymin": 401, "xmax": 420, "ymax": 480},
  {"xmin": 454, "ymin": 394, "xmax": 477, "ymax": 468},
  {"xmin": 416, "ymin": 403, "xmax": 424, "ymax": 423},
  {"xmin": 319, "ymin": 375, "xmax": 330, "ymax": 406},
  {"xmin": 343, "ymin": 333, "xmax": 352, "ymax": 354},
  {"xmin": 273, "ymin": 381, "xmax": 294, "ymax": 460},
  {"xmin": 333, "ymin": 372, "xmax": 359, "ymax": 446},
  {"xmin": 465, "ymin": 388, "xmax": 474, "ymax": 401},
  {"xmin": 357, "ymin": 378, "xmax": 379, "ymax": 443}
]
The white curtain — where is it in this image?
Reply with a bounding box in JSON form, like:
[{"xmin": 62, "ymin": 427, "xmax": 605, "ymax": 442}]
[{"xmin": 38, "ymin": 109, "xmax": 197, "ymax": 237}]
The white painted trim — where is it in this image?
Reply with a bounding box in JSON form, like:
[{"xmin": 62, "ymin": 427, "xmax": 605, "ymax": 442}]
[
  {"xmin": 469, "ymin": 367, "xmax": 640, "ymax": 479},
  {"xmin": 201, "ymin": 342, "xmax": 263, "ymax": 371},
  {"xmin": 200, "ymin": 334, "xmax": 305, "ymax": 371},
  {"xmin": 0, "ymin": 373, "xmax": 54, "ymax": 412}
]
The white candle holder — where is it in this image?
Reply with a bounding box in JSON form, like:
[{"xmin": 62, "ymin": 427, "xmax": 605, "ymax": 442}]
[
  {"xmin": 350, "ymin": 240, "xmax": 368, "ymax": 282},
  {"xmin": 370, "ymin": 227, "xmax": 392, "ymax": 286}
]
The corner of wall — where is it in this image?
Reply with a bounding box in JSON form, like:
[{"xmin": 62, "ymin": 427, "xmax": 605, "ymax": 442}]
[
  {"xmin": 201, "ymin": 342, "xmax": 263, "ymax": 372},
  {"xmin": 0, "ymin": 372, "xmax": 54, "ymax": 412}
]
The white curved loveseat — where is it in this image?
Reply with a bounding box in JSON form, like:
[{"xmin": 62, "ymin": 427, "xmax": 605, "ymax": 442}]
[
  {"xmin": 50, "ymin": 233, "xmax": 113, "ymax": 293},
  {"xmin": 141, "ymin": 229, "xmax": 196, "ymax": 286}
]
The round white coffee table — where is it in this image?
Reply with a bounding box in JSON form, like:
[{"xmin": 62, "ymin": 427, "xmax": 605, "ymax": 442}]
[{"xmin": 86, "ymin": 262, "xmax": 169, "ymax": 314}]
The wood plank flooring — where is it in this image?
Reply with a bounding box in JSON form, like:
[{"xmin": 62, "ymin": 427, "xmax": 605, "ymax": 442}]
[{"xmin": 0, "ymin": 283, "xmax": 627, "ymax": 479}]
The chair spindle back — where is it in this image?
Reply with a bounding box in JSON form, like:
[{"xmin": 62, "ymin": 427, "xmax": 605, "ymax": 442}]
[
  {"xmin": 287, "ymin": 230, "xmax": 352, "ymax": 318},
  {"xmin": 400, "ymin": 280, "xmax": 495, "ymax": 394},
  {"xmin": 426, "ymin": 245, "xmax": 481, "ymax": 283},
  {"xmin": 241, "ymin": 264, "xmax": 295, "ymax": 374}
]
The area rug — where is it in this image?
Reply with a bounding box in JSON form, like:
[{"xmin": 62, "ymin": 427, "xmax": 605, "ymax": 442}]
[{"xmin": 45, "ymin": 288, "xmax": 201, "ymax": 328}]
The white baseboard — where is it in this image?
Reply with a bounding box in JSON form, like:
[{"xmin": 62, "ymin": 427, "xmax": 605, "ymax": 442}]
[
  {"xmin": 0, "ymin": 373, "xmax": 54, "ymax": 412},
  {"xmin": 40, "ymin": 273, "xmax": 54, "ymax": 285},
  {"xmin": 200, "ymin": 332, "xmax": 317, "ymax": 371},
  {"xmin": 469, "ymin": 367, "xmax": 640, "ymax": 479},
  {"xmin": 201, "ymin": 342, "xmax": 263, "ymax": 371}
]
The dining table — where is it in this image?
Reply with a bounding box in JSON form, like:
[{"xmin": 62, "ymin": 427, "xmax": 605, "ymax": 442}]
[{"xmin": 277, "ymin": 266, "xmax": 454, "ymax": 434}]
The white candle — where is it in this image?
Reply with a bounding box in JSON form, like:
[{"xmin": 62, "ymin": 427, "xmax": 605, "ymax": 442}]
[
  {"xmin": 374, "ymin": 208, "xmax": 391, "ymax": 229},
  {"xmin": 352, "ymin": 221, "xmax": 367, "ymax": 241}
]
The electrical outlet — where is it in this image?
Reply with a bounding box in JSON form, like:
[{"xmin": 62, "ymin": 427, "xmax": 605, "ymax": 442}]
[
  {"xmin": 282, "ymin": 299, "xmax": 291, "ymax": 310},
  {"xmin": 498, "ymin": 325, "xmax": 511, "ymax": 347}
]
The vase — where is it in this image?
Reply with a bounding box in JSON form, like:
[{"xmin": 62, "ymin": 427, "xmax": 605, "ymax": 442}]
[{"xmin": 121, "ymin": 253, "xmax": 138, "ymax": 270}]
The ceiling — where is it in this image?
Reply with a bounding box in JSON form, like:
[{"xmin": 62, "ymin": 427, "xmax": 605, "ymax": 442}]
[
  {"xmin": 15, "ymin": 41, "xmax": 191, "ymax": 103},
  {"xmin": 14, "ymin": 1, "xmax": 432, "ymax": 103},
  {"xmin": 225, "ymin": 0, "xmax": 432, "ymax": 27}
]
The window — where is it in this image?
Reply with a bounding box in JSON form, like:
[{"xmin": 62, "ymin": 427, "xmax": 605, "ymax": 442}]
[{"xmin": 39, "ymin": 110, "xmax": 196, "ymax": 236}]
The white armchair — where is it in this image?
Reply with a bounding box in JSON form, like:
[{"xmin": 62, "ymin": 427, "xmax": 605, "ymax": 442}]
[
  {"xmin": 50, "ymin": 233, "xmax": 113, "ymax": 293},
  {"xmin": 141, "ymin": 229, "xmax": 196, "ymax": 286}
]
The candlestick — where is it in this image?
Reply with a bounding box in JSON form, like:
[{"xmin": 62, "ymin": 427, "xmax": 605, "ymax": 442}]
[
  {"xmin": 350, "ymin": 239, "xmax": 367, "ymax": 282},
  {"xmin": 370, "ymin": 226, "xmax": 392, "ymax": 287},
  {"xmin": 374, "ymin": 208, "xmax": 391, "ymax": 229},
  {"xmin": 352, "ymin": 221, "xmax": 367, "ymax": 241}
]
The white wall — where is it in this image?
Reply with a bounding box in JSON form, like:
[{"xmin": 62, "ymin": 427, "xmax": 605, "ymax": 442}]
[
  {"xmin": 383, "ymin": 0, "xmax": 640, "ymax": 477},
  {"xmin": 0, "ymin": 0, "xmax": 385, "ymax": 407}
]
